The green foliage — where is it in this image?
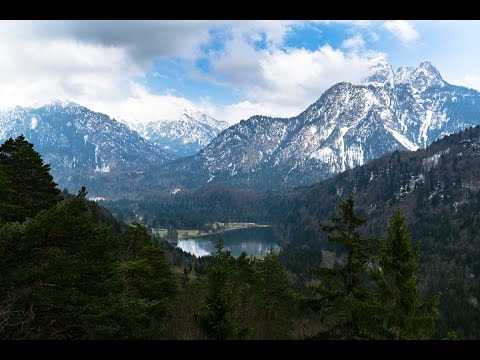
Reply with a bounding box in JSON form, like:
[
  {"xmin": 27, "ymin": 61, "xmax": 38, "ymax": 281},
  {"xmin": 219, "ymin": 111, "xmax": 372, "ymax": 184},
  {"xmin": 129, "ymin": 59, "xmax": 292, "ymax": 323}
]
[
  {"xmin": 119, "ymin": 223, "xmax": 177, "ymax": 337},
  {"xmin": 311, "ymin": 200, "xmax": 439, "ymax": 340},
  {"xmin": 198, "ymin": 241, "xmax": 238, "ymax": 340},
  {"xmin": 0, "ymin": 189, "xmax": 122, "ymax": 339},
  {"xmin": 371, "ymin": 209, "xmax": 440, "ymax": 339},
  {"xmin": 0, "ymin": 187, "xmax": 176, "ymax": 339},
  {"xmin": 313, "ymin": 195, "xmax": 376, "ymax": 339},
  {"xmin": 254, "ymin": 250, "xmax": 294, "ymax": 338},
  {"xmin": 197, "ymin": 241, "xmax": 294, "ymax": 340},
  {"xmin": 0, "ymin": 168, "xmax": 18, "ymax": 222},
  {"xmin": 0, "ymin": 135, "xmax": 61, "ymax": 222}
]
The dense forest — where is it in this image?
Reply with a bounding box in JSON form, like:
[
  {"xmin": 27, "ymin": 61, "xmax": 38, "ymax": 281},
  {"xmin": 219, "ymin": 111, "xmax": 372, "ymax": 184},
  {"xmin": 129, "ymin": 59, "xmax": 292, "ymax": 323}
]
[
  {"xmin": 101, "ymin": 126, "xmax": 480, "ymax": 338},
  {"xmin": 0, "ymin": 136, "xmax": 442, "ymax": 339}
]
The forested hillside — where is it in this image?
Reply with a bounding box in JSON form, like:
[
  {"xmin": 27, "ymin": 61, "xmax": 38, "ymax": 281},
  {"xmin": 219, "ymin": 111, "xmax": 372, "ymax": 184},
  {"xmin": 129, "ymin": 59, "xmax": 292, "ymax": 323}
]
[
  {"xmin": 102, "ymin": 125, "xmax": 480, "ymax": 338},
  {"xmin": 0, "ymin": 136, "xmax": 440, "ymax": 339}
]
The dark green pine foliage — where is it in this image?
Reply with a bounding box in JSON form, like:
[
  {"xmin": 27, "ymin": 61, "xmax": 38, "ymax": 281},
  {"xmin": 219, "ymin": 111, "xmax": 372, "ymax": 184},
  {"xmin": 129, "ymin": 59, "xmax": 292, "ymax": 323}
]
[
  {"xmin": 0, "ymin": 168, "xmax": 18, "ymax": 222},
  {"xmin": 198, "ymin": 241, "xmax": 238, "ymax": 340},
  {"xmin": 118, "ymin": 222, "xmax": 177, "ymax": 338},
  {"xmin": 372, "ymin": 209, "xmax": 440, "ymax": 339},
  {"xmin": 0, "ymin": 135, "xmax": 61, "ymax": 221},
  {"xmin": 0, "ymin": 188, "xmax": 124, "ymax": 339},
  {"xmin": 314, "ymin": 195, "xmax": 376, "ymax": 339},
  {"xmin": 255, "ymin": 250, "xmax": 293, "ymax": 338}
]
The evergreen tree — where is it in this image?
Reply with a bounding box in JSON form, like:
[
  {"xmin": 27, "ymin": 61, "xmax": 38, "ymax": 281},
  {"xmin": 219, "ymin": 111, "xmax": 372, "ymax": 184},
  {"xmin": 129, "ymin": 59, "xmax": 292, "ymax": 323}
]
[
  {"xmin": 119, "ymin": 222, "xmax": 177, "ymax": 338},
  {"xmin": 255, "ymin": 250, "xmax": 293, "ymax": 338},
  {"xmin": 313, "ymin": 195, "xmax": 376, "ymax": 339},
  {"xmin": 372, "ymin": 209, "xmax": 440, "ymax": 339},
  {"xmin": 0, "ymin": 135, "xmax": 61, "ymax": 221},
  {"xmin": 0, "ymin": 188, "xmax": 123, "ymax": 339},
  {"xmin": 198, "ymin": 241, "xmax": 237, "ymax": 340}
]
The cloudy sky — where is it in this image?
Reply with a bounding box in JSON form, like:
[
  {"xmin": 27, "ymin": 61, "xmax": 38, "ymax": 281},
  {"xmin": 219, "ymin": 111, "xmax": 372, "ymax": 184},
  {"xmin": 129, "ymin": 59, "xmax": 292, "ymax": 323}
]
[{"xmin": 1, "ymin": 20, "xmax": 480, "ymax": 125}]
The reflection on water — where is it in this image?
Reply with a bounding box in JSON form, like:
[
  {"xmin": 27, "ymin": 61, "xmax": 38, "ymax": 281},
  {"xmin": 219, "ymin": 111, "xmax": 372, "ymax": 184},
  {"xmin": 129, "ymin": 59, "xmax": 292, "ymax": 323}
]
[{"xmin": 177, "ymin": 227, "xmax": 280, "ymax": 258}]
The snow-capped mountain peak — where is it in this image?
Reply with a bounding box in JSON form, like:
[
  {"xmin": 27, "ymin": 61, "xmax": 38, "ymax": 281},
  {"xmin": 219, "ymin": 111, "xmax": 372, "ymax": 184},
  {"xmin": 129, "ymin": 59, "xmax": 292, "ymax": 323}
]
[
  {"xmin": 165, "ymin": 60, "xmax": 480, "ymax": 191},
  {"xmin": 365, "ymin": 61, "xmax": 445, "ymax": 92},
  {"xmin": 133, "ymin": 109, "xmax": 228, "ymax": 157},
  {"xmin": 0, "ymin": 102, "xmax": 174, "ymax": 197},
  {"xmin": 394, "ymin": 61, "xmax": 445, "ymax": 91},
  {"xmin": 363, "ymin": 61, "xmax": 394, "ymax": 87}
]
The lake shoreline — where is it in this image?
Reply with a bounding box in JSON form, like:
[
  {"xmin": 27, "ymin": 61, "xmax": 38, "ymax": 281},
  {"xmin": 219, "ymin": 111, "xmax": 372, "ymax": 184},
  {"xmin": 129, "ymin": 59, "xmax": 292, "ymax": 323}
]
[
  {"xmin": 184, "ymin": 223, "xmax": 272, "ymax": 240},
  {"xmin": 176, "ymin": 226, "xmax": 280, "ymax": 258}
]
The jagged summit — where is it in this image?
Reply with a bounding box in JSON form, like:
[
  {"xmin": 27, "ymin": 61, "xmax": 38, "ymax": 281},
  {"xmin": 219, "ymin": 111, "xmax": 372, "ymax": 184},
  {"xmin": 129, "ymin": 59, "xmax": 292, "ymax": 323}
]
[
  {"xmin": 365, "ymin": 61, "xmax": 445, "ymax": 92},
  {"xmin": 363, "ymin": 61, "xmax": 395, "ymax": 87}
]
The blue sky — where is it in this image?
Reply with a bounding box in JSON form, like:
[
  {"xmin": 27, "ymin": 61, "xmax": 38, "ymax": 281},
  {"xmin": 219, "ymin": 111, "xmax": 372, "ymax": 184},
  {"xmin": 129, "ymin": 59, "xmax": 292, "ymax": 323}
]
[{"xmin": 0, "ymin": 20, "xmax": 479, "ymax": 125}]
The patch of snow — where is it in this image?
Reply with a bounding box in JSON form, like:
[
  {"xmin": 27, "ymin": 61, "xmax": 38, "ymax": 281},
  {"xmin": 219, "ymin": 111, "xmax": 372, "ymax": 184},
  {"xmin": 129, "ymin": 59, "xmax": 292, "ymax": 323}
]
[
  {"xmin": 95, "ymin": 163, "xmax": 111, "ymax": 173},
  {"xmin": 397, "ymin": 174, "xmax": 425, "ymax": 199},
  {"xmin": 88, "ymin": 196, "xmax": 106, "ymax": 202},
  {"xmin": 423, "ymin": 148, "xmax": 450, "ymax": 169},
  {"xmin": 309, "ymin": 147, "xmax": 335, "ymax": 161},
  {"xmin": 385, "ymin": 127, "xmax": 419, "ymax": 151},
  {"xmin": 30, "ymin": 116, "xmax": 38, "ymax": 129},
  {"xmin": 419, "ymin": 110, "xmax": 433, "ymax": 147}
]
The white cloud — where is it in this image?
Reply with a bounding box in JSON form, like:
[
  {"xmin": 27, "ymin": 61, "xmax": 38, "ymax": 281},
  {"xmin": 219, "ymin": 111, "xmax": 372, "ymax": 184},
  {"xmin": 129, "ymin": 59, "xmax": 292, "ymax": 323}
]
[
  {"xmin": 0, "ymin": 20, "xmax": 308, "ymax": 126},
  {"xmin": 207, "ymin": 43, "xmax": 385, "ymax": 123},
  {"xmin": 451, "ymin": 74, "xmax": 480, "ymax": 91},
  {"xmin": 383, "ymin": 20, "xmax": 419, "ymax": 45},
  {"xmin": 341, "ymin": 35, "xmax": 366, "ymax": 51},
  {"xmin": 0, "ymin": 20, "xmax": 385, "ymax": 127}
]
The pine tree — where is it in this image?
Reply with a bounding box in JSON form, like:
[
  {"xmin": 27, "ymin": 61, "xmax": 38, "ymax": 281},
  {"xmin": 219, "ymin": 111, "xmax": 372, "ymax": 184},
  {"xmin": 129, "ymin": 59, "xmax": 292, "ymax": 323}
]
[
  {"xmin": 0, "ymin": 188, "xmax": 124, "ymax": 339},
  {"xmin": 373, "ymin": 209, "xmax": 439, "ymax": 339},
  {"xmin": 0, "ymin": 135, "xmax": 61, "ymax": 221},
  {"xmin": 313, "ymin": 195, "xmax": 376, "ymax": 339},
  {"xmin": 198, "ymin": 240, "xmax": 237, "ymax": 340},
  {"xmin": 255, "ymin": 250, "xmax": 293, "ymax": 338},
  {"xmin": 119, "ymin": 222, "xmax": 177, "ymax": 338}
]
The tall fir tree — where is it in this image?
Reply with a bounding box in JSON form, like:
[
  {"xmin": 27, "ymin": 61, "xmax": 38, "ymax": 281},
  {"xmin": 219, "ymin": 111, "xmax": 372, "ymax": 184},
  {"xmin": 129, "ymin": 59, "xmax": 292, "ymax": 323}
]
[
  {"xmin": 372, "ymin": 209, "xmax": 440, "ymax": 339},
  {"xmin": 314, "ymin": 195, "xmax": 376, "ymax": 339},
  {"xmin": 198, "ymin": 240, "xmax": 238, "ymax": 340},
  {"xmin": 0, "ymin": 135, "xmax": 61, "ymax": 221}
]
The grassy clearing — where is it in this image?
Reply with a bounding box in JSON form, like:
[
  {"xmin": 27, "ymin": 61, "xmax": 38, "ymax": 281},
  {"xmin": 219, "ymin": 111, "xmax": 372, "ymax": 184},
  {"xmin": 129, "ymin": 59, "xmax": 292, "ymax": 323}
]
[{"xmin": 153, "ymin": 222, "xmax": 271, "ymax": 240}]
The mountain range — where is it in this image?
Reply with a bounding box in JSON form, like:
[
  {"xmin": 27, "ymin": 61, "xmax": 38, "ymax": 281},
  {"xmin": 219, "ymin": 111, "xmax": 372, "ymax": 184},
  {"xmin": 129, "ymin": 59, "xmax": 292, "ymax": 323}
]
[
  {"xmin": 0, "ymin": 101, "xmax": 174, "ymax": 197},
  {"xmin": 131, "ymin": 109, "xmax": 228, "ymax": 157},
  {"xmin": 2, "ymin": 61, "xmax": 480, "ymax": 198},
  {"xmin": 164, "ymin": 61, "xmax": 480, "ymax": 190}
]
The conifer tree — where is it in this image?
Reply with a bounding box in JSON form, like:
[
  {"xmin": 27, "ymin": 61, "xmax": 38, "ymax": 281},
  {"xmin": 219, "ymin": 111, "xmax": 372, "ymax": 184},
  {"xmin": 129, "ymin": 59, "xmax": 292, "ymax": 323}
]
[
  {"xmin": 373, "ymin": 209, "xmax": 439, "ymax": 339},
  {"xmin": 0, "ymin": 135, "xmax": 61, "ymax": 221},
  {"xmin": 198, "ymin": 241, "xmax": 237, "ymax": 340},
  {"xmin": 255, "ymin": 250, "xmax": 293, "ymax": 338},
  {"xmin": 314, "ymin": 195, "xmax": 375, "ymax": 339}
]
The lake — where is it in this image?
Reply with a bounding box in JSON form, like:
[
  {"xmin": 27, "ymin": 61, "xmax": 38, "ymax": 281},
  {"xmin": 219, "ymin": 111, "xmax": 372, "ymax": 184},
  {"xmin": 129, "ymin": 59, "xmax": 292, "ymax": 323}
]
[{"xmin": 176, "ymin": 226, "xmax": 280, "ymax": 258}]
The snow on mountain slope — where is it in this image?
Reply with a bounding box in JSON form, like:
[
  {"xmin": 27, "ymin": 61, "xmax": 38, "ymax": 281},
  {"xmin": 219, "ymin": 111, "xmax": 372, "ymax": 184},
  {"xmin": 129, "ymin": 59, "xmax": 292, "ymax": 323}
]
[
  {"xmin": 132, "ymin": 109, "xmax": 228, "ymax": 157},
  {"xmin": 0, "ymin": 101, "xmax": 175, "ymax": 196},
  {"xmin": 165, "ymin": 61, "xmax": 480, "ymax": 190}
]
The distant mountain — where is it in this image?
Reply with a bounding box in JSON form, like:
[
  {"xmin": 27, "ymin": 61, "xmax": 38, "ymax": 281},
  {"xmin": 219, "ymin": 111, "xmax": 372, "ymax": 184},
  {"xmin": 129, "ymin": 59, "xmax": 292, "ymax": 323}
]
[
  {"xmin": 0, "ymin": 101, "xmax": 175, "ymax": 198},
  {"xmin": 132, "ymin": 109, "xmax": 228, "ymax": 157},
  {"xmin": 163, "ymin": 61, "xmax": 480, "ymax": 190}
]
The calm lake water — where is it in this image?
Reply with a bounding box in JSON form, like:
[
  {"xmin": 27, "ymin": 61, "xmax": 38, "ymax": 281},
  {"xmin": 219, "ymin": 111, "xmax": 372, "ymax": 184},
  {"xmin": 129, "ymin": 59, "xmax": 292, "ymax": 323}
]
[{"xmin": 176, "ymin": 226, "xmax": 280, "ymax": 258}]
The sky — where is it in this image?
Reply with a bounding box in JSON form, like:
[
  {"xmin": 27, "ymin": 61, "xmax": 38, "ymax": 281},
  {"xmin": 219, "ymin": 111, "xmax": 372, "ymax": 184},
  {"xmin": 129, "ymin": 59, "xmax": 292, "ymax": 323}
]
[{"xmin": 1, "ymin": 20, "xmax": 480, "ymax": 126}]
